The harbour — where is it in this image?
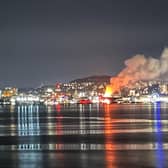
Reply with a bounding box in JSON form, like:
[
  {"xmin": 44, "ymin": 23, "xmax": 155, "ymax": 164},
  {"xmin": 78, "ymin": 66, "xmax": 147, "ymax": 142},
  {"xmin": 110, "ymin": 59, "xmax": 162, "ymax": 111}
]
[{"xmin": 0, "ymin": 103, "xmax": 168, "ymax": 167}]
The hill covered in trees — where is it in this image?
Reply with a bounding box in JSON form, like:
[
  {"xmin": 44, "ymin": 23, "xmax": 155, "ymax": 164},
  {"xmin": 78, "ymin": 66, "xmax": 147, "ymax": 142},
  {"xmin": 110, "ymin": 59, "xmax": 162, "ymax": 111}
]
[{"xmin": 70, "ymin": 75, "xmax": 111, "ymax": 84}]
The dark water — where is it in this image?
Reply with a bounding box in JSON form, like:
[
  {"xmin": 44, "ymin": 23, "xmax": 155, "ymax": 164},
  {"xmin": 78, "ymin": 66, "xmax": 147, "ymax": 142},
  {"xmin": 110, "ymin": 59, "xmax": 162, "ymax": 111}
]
[{"xmin": 0, "ymin": 103, "xmax": 168, "ymax": 168}]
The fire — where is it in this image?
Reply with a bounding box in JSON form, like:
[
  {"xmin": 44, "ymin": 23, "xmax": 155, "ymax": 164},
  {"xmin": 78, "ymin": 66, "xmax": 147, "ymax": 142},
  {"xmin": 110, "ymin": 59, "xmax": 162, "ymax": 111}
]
[
  {"xmin": 104, "ymin": 85, "xmax": 113, "ymax": 97},
  {"xmin": 109, "ymin": 48, "xmax": 168, "ymax": 93}
]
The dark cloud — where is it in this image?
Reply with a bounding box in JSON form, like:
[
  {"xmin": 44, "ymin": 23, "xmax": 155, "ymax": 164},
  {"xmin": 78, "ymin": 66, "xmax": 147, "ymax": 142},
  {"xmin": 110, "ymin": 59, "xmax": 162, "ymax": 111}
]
[{"xmin": 0, "ymin": 0, "xmax": 168, "ymax": 87}]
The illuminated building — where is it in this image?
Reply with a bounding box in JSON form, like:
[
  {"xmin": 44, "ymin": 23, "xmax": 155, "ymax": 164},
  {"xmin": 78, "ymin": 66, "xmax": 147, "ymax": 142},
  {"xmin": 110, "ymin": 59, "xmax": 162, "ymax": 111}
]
[
  {"xmin": 160, "ymin": 84, "xmax": 168, "ymax": 94},
  {"xmin": 15, "ymin": 94, "xmax": 40, "ymax": 104},
  {"xmin": 2, "ymin": 87, "xmax": 18, "ymax": 98}
]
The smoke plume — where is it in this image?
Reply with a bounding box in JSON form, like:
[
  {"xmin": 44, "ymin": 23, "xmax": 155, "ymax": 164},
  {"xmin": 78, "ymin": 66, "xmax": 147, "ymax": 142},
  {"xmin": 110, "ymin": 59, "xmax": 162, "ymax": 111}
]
[{"xmin": 110, "ymin": 48, "xmax": 168, "ymax": 93}]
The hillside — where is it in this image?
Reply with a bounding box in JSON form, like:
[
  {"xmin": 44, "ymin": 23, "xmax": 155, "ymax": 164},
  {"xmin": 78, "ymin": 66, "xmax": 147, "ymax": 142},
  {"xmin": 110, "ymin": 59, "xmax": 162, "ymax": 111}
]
[{"xmin": 70, "ymin": 75, "xmax": 111, "ymax": 83}]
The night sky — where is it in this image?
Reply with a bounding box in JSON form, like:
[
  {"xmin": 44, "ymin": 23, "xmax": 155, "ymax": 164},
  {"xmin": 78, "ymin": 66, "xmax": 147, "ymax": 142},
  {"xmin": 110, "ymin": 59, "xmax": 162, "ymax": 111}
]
[{"xmin": 0, "ymin": 0, "xmax": 168, "ymax": 87}]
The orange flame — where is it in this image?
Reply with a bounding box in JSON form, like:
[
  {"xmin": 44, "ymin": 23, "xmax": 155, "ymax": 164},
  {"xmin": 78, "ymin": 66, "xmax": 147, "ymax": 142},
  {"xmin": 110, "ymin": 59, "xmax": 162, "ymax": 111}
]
[{"xmin": 104, "ymin": 85, "xmax": 113, "ymax": 97}]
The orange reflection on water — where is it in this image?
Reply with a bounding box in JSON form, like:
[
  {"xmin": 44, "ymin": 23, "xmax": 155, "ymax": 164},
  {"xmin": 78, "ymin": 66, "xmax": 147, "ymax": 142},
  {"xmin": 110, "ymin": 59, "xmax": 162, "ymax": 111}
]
[{"xmin": 104, "ymin": 104, "xmax": 116, "ymax": 168}]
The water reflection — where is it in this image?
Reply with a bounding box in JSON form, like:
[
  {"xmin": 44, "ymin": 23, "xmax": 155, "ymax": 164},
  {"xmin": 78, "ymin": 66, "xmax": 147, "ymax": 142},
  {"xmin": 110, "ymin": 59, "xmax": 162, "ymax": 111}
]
[
  {"xmin": 79, "ymin": 104, "xmax": 87, "ymax": 135},
  {"xmin": 17, "ymin": 105, "xmax": 40, "ymax": 150},
  {"xmin": 55, "ymin": 104, "xmax": 63, "ymax": 136},
  {"xmin": 154, "ymin": 103, "xmax": 165, "ymax": 168},
  {"xmin": 104, "ymin": 105, "xmax": 116, "ymax": 168},
  {"xmin": 79, "ymin": 104, "xmax": 90, "ymax": 151},
  {"xmin": 16, "ymin": 105, "xmax": 42, "ymax": 168},
  {"xmin": 1, "ymin": 103, "xmax": 168, "ymax": 167},
  {"xmin": 55, "ymin": 104, "xmax": 64, "ymax": 155}
]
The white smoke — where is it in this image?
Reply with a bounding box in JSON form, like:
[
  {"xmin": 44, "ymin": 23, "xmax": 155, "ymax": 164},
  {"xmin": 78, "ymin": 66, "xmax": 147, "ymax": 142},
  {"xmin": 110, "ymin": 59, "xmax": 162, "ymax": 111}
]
[{"xmin": 110, "ymin": 48, "xmax": 168, "ymax": 92}]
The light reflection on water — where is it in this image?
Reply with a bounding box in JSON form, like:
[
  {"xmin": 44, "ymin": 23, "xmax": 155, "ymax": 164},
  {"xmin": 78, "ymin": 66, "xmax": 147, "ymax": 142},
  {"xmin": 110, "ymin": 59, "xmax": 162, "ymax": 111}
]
[
  {"xmin": 0, "ymin": 103, "xmax": 168, "ymax": 167},
  {"xmin": 17, "ymin": 105, "xmax": 42, "ymax": 168},
  {"xmin": 3, "ymin": 143, "xmax": 168, "ymax": 151},
  {"xmin": 153, "ymin": 103, "xmax": 165, "ymax": 168},
  {"xmin": 17, "ymin": 105, "xmax": 41, "ymax": 151},
  {"xmin": 104, "ymin": 104, "xmax": 116, "ymax": 168}
]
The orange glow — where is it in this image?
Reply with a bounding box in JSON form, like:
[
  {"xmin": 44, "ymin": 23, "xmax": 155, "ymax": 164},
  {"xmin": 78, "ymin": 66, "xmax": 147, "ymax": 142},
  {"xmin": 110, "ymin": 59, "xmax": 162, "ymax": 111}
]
[
  {"xmin": 2, "ymin": 88, "xmax": 17, "ymax": 98},
  {"xmin": 110, "ymin": 75, "xmax": 135, "ymax": 93},
  {"xmin": 104, "ymin": 85, "xmax": 113, "ymax": 97},
  {"xmin": 104, "ymin": 105, "xmax": 116, "ymax": 168}
]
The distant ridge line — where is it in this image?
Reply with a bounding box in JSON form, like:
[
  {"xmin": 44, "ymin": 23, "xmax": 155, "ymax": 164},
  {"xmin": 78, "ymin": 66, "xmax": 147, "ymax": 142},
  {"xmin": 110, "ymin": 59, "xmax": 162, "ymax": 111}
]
[{"xmin": 70, "ymin": 75, "xmax": 111, "ymax": 83}]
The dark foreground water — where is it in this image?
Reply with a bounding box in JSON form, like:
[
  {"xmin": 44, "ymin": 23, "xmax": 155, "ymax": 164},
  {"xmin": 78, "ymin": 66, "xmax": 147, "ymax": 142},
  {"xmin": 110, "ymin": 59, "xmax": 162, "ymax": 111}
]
[{"xmin": 0, "ymin": 103, "xmax": 168, "ymax": 168}]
